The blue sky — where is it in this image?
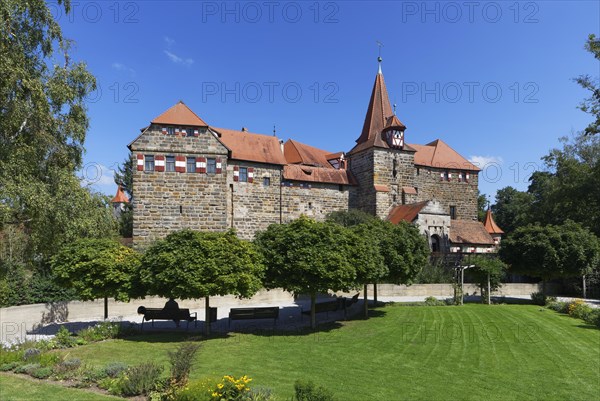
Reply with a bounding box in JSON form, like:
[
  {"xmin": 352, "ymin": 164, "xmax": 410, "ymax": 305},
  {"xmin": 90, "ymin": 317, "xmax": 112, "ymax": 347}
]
[{"xmin": 58, "ymin": 1, "xmax": 599, "ymax": 202}]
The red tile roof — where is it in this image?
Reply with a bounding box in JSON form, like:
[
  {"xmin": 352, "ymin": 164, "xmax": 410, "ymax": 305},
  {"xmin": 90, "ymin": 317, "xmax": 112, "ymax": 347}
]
[
  {"xmin": 483, "ymin": 209, "xmax": 504, "ymax": 235},
  {"xmin": 387, "ymin": 201, "xmax": 429, "ymax": 224},
  {"xmin": 402, "ymin": 186, "xmax": 417, "ymax": 195},
  {"xmin": 409, "ymin": 139, "xmax": 481, "ymax": 172},
  {"xmin": 449, "ymin": 220, "xmax": 495, "ymax": 245},
  {"xmin": 283, "ymin": 165, "xmax": 355, "ymax": 185},
  {"xmin": 284, "ymin": 139, "xmax": 342, "ymax": 168},
  {"xmin": 350, "ymin": 72, "xmax": 407, "ymax": 154},
  {"xmin": 151, "ymin": 101, "xmax": 208, "ymax": 126},
  {"xmin": 111, "ymin": 186, "xmax": 129, "ymax": 203},
  {"xmin": 212, "ymin": 127, "xmax": 287, "ymax": 165},
  {"xmin": 374, "ymin": 185, "xmax": 390, "ymax": 192}
]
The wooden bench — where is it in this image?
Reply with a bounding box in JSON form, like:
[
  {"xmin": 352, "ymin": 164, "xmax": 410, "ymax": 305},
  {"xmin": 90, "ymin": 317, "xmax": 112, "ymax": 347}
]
[
  {"xmin": 228, "ymin": 307, "xmax": 279, "ymax": 327},
  {"xmin": 137, "ymin": 306, "xmax": 197, "ymax": 330},
  {"xmin": 301, "ymin": 293, "xmax": 360, "ymax": 320}
]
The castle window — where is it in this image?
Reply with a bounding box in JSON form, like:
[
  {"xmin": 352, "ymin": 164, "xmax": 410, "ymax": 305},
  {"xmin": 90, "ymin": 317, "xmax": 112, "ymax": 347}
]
[
  {"xmin": 450, "ymin": 205, "xmax": 456, "ymax": 220},
  {"xmin": 145, "ymin": 155, "xmax": 154, "ymax": 171},
  {"xmin": 393, "ymin": 159, "xmax": 398, "ymax": 178},
  {"xmin": 166, "ymin": 156, "xmax": 176, "ymax": 172},
  {"xmin": 443, "ymin": 171, "xmax": 450, "ymax": 181},
  {"xmin": 166, "ymin": 127, "xmax": 175, "ymax": 135},
  {"xmin": 416, "ymin": 167, "xmax": 420, "ymax": 176},
  {"xmin": 186, "ymin": 157, "xmax": 195, "ymax": 173},
  {"xmin": 186, "ymin": 127, "xmax": 195, "ymax": 137},
  {"xmin": 207, "ymin": 158, "xmax": 216, "ymax": 174},
  {"xmin": 239, "ymin": 167, "xmax": 248, "ymax": 182},
  {"xmin": 263, "ymin": 177, "xmax": 271, "ymax": 187}
]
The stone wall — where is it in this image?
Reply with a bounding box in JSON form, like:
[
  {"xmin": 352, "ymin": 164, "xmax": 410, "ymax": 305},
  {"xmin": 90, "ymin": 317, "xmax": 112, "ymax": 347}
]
[
  {"xmin": 373, "ymin": 148, "xmax": 416, "ymax": 219},
  {"xmin": 130, "ymin": 125, "xmax": 229, "ymax": 248},
  {"xmin": 348, "ymin": 148, "xmax": 376, "ymax": 214},
  {"xmin": 414, "ymin": 166, "xmax": 479, "ymax": 220}
]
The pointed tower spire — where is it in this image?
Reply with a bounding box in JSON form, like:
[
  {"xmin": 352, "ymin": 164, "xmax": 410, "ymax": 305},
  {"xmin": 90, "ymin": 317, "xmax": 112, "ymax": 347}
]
[{"xmin": 350, "ymin": 57, "xmax": 406, "ymax": 153}]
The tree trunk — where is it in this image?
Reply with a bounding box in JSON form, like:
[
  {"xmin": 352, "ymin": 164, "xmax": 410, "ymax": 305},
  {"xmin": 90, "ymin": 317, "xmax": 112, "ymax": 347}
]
[
  {"xmin": 363, "ymin": 284, "xmax": 369, "ymax": 319},
  {"xmin": 310, "ymin": 292, "xmax": 316, "ymax": 330},
  {"xmin": 460, "ymin": 267, "xmax": 465, "ymax": 305},
  {"xmin": 205, "ymin": 296, "xmax": 211, "ymax": 336},
  {"xmin": 373, "ymin": 283, "xmax": 378, "ymax": 306},
  {"xmin": 104, "ymin": 297, "xmax": 108, "ymax": 320},
  {"xmin": 541, "ymin": 280, "xmax": 546, "ymax": 297},
  {"xmin": 487, "ymin": 272, "xmax": 491, "ymax": 305},
  {"xmin": 582, "ymin": 275, "xmax": 587, "ymax": 299}
]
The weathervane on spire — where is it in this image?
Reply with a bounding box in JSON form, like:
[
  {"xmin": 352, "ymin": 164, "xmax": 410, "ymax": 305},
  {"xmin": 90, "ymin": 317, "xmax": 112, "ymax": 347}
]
[
  {"xmin": 273, "ymin": 125, "xmax": 276, "ymax": 137},
  {"xmin": 376, "ymin": 41, "xmax": 384, "ymax": 74}
]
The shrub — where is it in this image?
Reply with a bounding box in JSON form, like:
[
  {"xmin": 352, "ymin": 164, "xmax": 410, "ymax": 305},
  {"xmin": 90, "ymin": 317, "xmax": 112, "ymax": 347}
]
[
  {"xmin": 23, "ymin": 348, "xmax": 41, "ymax": 361},
  {"xmin": 294, "ymin": 380, "xmax": 336, "ymax": 401},
  {"xmin": 76, "ymin": 320, "xmax": 134, "ymax": 343},
  {"xmin": 567, "ymin": 299, "xmax": 592, "ymax": 320},
  {"xmin": 531, "ymin": 292, "xmax": 550, "ymax": 306},
  {"xmin": 0, "ymin": 348, "xmax": 23, "ymax": 365},
  {"xmin": 54, "ymin": 326, "xmax": 77, "ymax": 348},
  {"xmin": 168, "ymin": 342, "xmax": 201, "ymax": 386},
  {"xmin": 30, "ymin": 366, "xmax": 53, "ymax": 379},
  {"xmin": 210, "ymin": 375, "xmax": 253, "ymax": 400},
  {"xmin": 171, "ymin": 378, "xmax": 215, "ymax": 401},
  {"xmin": 583, "ymin": 309, "xmax": 600, "ymax": 327},
  {"xmin": 104, "ymin": 362, "xmax": 128, "ymax": 378},
  {"xmin": 246, "ymin": 387, "xmax": 275, "ymax": 401},
  {"xmin": 15, "ymin": 363, "xmax": 40, "ymax": 375},
  {"xmin": 53, "ymin": 358, "xmax": 81, "ymax": 378},
  {"xmin": 444, "ymin": 298, "xmax": 456, "ymax": 305},
  {"xmin": 547, "ymin": 301, "xmax": 569, "ymax": 313},
  {"xmin": 115, "ymin": 362, "xmax": 164, "ymax": 396},
  {"xmin": 0, "ymin": 362, "xmax": 22, "ymax": 371},
  {"xmin": 424, "ymin": 296, "xmax": 446, "ymax": 306}
]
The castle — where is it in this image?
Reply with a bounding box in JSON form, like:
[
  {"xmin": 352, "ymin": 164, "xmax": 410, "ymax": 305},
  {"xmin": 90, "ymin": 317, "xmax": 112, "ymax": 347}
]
[{"xmin": 126, "ymin": 61, "xmax": 501, "ymax": 252}]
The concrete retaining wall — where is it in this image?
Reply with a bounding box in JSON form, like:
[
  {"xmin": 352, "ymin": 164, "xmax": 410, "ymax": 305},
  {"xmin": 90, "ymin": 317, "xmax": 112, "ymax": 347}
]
[{"xmin": 0, "ymin": 283, "xmax": 552, "ymax": 343}]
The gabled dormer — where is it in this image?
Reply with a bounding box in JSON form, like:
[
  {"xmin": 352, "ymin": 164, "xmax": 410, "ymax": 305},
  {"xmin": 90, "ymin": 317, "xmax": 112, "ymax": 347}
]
[{"xmin": 151, "ymin": 100, "xmax": 208, "ymax": 137}]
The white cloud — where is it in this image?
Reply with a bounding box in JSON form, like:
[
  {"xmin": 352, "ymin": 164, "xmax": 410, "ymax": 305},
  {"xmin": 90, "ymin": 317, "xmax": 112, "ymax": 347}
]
[
  {"xmin": 111, "ymin": 62, "xmax": 136, "ymax": 76},
  {"xmin": 469, "ymin": 155, "xmax": 504, "ymax": 168},
  {"xmin": 164, "ymin": 36, "xmax": 175, "ymax": 47},
  {"xmin": 79, "ymin": 163, "xmax": 117, "ymax": 195},
  {"xmin": 164, "ymin": 50, "xmax": 194, "ymax": 66}
]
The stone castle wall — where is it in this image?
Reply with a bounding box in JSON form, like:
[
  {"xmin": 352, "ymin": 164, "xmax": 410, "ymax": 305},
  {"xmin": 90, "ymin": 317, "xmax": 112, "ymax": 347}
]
[
  {"xmin": 414, "ymin": 166, "xmax": 479, "ymax": 220},
  {"xmin": 130, "ymin": 125, "xmax": 229, "ymax": 248}
]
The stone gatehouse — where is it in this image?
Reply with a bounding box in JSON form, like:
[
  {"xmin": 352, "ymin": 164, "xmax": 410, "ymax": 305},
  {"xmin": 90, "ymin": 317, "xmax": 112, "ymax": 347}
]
[{"xmin": 127, "ymin": 61, "xmax": 500, "ymax": 251}]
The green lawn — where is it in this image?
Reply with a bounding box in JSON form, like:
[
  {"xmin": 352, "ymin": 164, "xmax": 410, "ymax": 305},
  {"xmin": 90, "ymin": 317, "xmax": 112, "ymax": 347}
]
[
  {"xmin": 0, "ymin": 373, "xmax": 123, "ymax": 401},
  {"xmin": 9, "ymin": 304, "xmax": 600, "ymax": 400}
]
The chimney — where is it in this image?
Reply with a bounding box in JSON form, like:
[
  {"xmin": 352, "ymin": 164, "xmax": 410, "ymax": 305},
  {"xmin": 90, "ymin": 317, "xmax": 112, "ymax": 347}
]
[
  {"xmin": 241, "ymin": 127, "xmax": 248, "ymax": 132},
  {"xmin": 279, "ymin": 139, "xmax": 284, "ymax": 154}
]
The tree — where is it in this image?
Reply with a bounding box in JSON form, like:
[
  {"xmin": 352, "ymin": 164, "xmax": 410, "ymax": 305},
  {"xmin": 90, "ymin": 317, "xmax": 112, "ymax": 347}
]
[
  {"xmin": 114, "ymin": 154, "xmax": 134, "ymax": 238},
  {"xmin": 477, "ymin": 192, "xmax": 488, "ymax": 222},
  {"xmin": 1, "ymin": 1, "xmax": 116, "ymax": 283},
  {"xmin": 255, "ymin": 217, "xmax": 358, "ymax": 329},
  {"xmin": 574, "ymin": 34, "xmax": 600, "ymax": 136},
  {"xmin": 348, "ymin": 223, "xmax": 387, "ymax": 318},
  {"xmin": 326, "ymin": 209, "xmax": 377, "ymax": 227},
  {"xmin": 51, "ymin": 238, "xmax": 141, "ymax": 319},
  {"xmin": 141, "ymin": 230, "xmax": 264, "ymax": 335},
  {"xmin": 381, "ymin": 221, "xmax": 430, "ymax": 288},
  {"xmin": 499, "ymin": 222, "xmax": 600, "ymax": 295},
  {"xmin": 468, "ymin": 256, "xmax": 507, "ymax": 304},
  {"xmin": 491, "ymin": 187, "xmax": 534, "ymax": 235}
]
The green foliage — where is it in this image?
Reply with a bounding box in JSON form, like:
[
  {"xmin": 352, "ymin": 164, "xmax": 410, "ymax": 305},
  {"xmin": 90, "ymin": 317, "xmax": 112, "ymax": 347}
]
[
  {"xmin": 500, "ymin": 221, "xmax": 600, "ymax": 285},
  {"xmin": 380, "ymin": 221, "xmax": 429, "ymax": 285},
  {"xmin": 51, "ymin": 238, "xmax": 142, "ymax": 303},
  {"xmin": 546, "ymin": 300, "xmax": 569, "ymax": 313},
  {"xmin": 468, "ymin": 256, "xmax": 507, "ymax": 303},
  {"xmin": 103, "ymin": 362, "xmax": 129, "ymax": 378},
  {"xmin": 168, "ymin": 342, "xmax": 201, "ymax": 386},
  {"xmin": 255, "ymin": 217, "xmax": 358, "ymax": 295},
  {"xmin": 141, "ymin": 230, "xmax": 264, "ymax": 300},
  {"xmin": 114, "ymin": 154, "xmax": 134, "ymax": 238},
  {"xmin": 30, "ymin": 366, "xmax": 53, "ymax": 379},
  {"xmin": 477, "ymin": 192, "xmax": 488, "ymax": 222},
  {"xmin": 54, "ymin": 326, "xmax": 77, "ymax": 348},
  {"xmin": 530, "ymin": 292, "xmax": 556, "ymax": 306},
  {"xmin": 114, "ymin": 362, "xmax": 164, "ymax": 396},
  {"xmin": 172, "ymin": 378, "xmax": 216, "ymax": 401},
  {"xmin": 0, "ymin": 362, "xmax": 22, "ymax": 372},
  {"xmin": 423, "ymin": 296, "xmax": 446, "ymax": 306},
  {"xmin": 325, "ymin": 209, "xmax": 376, "ymax": 227},
  {"xmin": 76, "ymin": 320, "xmax": 132, "ymax": 342},
  {"xmin": 294, "ymin": 380, "xmax": 336, "ymax": 401},
  {"xmin": 415, "ymin": 260, "xmax": 454, "ymax": 284},
  {"xmin": 491, "ymin": 187, "xmax": 535, "ymax": 235},
  {"xmin": 575, "ymin": 34, "xmax": 600, "ymax": 136}
]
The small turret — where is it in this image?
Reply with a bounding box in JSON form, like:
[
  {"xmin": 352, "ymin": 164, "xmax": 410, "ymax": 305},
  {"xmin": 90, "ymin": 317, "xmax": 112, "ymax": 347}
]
[{"xmin": 111, "ymin": 185, "xmax": 130, "ymax": 218}]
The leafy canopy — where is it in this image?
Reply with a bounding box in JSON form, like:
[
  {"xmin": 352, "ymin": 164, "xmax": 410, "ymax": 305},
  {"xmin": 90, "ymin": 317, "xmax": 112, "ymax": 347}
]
[
  {"xmin": 51, "ymin": 238, "xmax": 141, "ymax": 302},
  {"xmin": 255, "ymin": 216, "xmax": 358, "ymax": 295},
  {"xmin": 140, "ymin": 230, "xmax": 264, "ymax": 300}
]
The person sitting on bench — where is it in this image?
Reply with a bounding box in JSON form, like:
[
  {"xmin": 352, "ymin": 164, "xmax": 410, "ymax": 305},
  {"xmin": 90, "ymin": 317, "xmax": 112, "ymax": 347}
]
[{"xmin": 164, "ymin": 298, "xmax": 180, "ymax": 327}]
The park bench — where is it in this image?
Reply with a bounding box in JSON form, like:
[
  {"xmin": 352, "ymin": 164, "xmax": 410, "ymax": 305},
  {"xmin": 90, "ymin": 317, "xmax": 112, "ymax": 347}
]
[
  {"xmin": 228, "ymin": 307, "xmax": 280, "ymax": 327},
  {"xmin": 137, "ymin": 306, "xmax": 197, "ymax": 330},
  {"xmin": 301, "ymin": 293, "xmax": 360, "ymax": 320}
]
